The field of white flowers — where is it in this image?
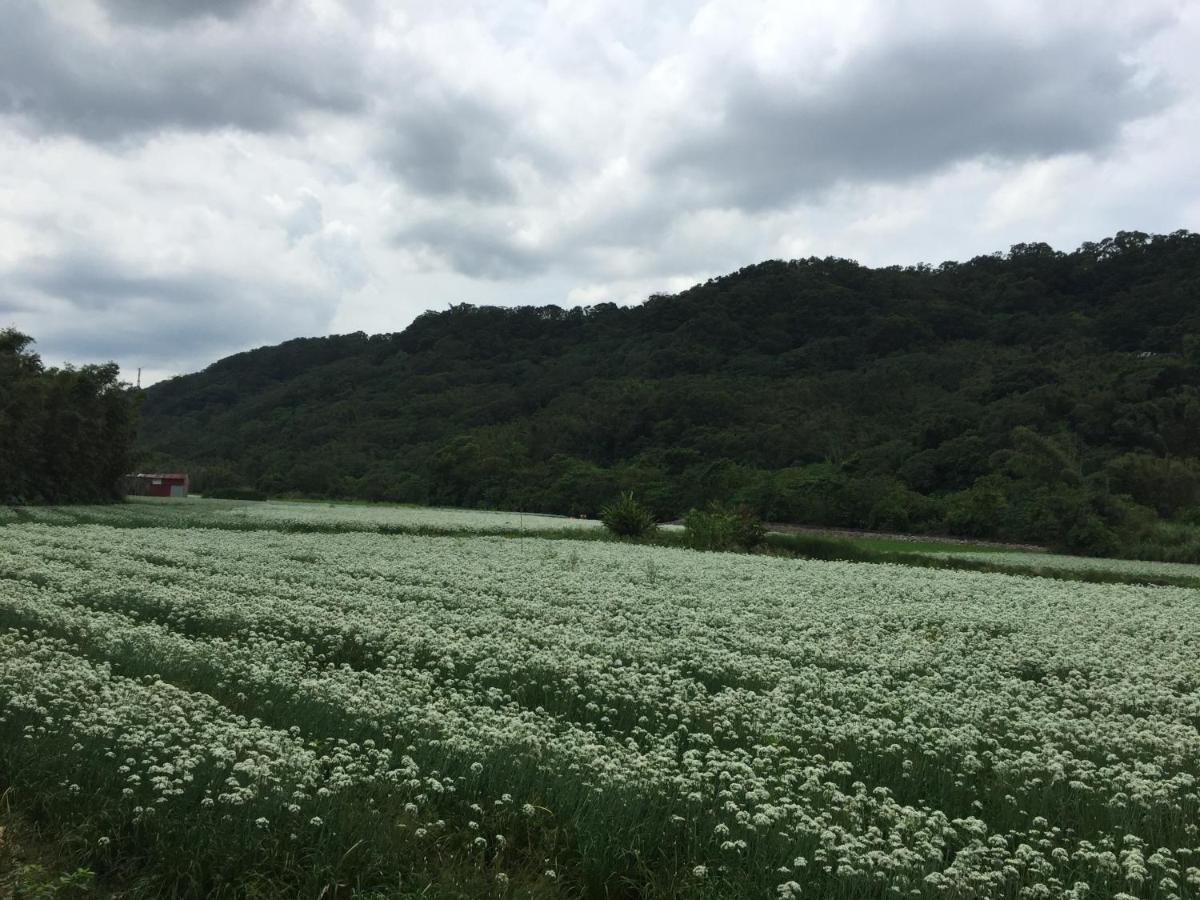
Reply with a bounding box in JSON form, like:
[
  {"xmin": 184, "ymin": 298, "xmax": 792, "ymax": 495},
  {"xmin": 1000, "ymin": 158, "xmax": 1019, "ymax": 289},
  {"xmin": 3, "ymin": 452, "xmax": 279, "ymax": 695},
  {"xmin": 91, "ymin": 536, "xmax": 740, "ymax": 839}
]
[
  {"xmin": 8, "ymin": 497, "xmax": 601, "ymax": 534},
  {"xmin": 1, "ymin": 514, "xmax": 1199, "ymax": 898},
  {"xmin": 917, "ymin": 549, "xmax": 1200, "ymax": 583}
]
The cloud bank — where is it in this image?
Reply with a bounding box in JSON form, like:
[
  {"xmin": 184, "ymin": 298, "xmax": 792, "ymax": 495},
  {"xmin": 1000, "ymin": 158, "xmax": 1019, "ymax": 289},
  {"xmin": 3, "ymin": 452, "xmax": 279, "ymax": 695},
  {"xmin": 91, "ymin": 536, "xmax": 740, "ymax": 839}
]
[{"xmin": 0, "ymin": 0, "xmax": 1196, "ymax": 383}]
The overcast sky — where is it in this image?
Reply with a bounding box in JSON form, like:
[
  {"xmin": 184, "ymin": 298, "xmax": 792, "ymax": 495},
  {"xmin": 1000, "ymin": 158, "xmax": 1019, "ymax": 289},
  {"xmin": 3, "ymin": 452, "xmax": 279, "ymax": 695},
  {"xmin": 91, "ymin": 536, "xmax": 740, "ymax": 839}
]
[{"xmin": 2, "ymin": 0, "xmax": 1198, "ymax": 385}]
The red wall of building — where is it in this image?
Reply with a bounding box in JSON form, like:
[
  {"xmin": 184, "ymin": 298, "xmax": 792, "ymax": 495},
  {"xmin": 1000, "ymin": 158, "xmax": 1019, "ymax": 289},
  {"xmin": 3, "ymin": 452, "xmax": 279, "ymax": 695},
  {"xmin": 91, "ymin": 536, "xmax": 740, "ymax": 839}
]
[{"xmin": 141, "ymin": 476, "xmax": 187, "ymax": 497}]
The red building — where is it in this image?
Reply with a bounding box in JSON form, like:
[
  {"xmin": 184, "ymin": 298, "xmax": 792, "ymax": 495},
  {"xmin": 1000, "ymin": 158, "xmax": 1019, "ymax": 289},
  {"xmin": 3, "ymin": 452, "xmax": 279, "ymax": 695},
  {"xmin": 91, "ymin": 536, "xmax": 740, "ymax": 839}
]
[{"xmin": 126, "ymin": 473, "xmax": 189, "ymax": 498}]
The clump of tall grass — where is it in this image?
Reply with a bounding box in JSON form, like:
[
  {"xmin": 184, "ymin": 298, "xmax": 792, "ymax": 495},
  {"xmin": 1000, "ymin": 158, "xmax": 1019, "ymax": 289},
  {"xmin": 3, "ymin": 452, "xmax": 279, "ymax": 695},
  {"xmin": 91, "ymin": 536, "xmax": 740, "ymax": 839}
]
[{"xmin": 682, "ymin": 503, "xmax": 765, "ymax": 552}]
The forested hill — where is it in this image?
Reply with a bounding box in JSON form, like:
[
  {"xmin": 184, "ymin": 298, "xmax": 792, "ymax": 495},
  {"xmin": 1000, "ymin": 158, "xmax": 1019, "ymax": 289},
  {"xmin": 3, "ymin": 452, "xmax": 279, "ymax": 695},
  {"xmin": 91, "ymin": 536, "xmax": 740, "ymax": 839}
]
[{"xmin": 138, "ymin": 230, "xmax": 1200, "ymax": 556}]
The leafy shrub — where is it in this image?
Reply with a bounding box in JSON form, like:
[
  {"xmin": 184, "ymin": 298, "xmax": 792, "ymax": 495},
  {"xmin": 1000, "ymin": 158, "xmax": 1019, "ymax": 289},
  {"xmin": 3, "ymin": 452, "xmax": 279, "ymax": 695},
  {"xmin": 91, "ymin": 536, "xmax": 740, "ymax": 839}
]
[
  {"xmin": 1106, "ymin": 452, "xmax": 1200, "ymax": 519},
  {"xmin": 763, "ymin": 532, "xmax": 870, "ymax": 561},
  {"xmin": 9, "ymin": 864, "xmax": 95, "ymax": 899},
  {"xmin": 1061, "ymin": 515, "xmax": 1119, "ymax": 557},
  {"xmin": 867, "ymin": 485, "xmax": 942, "ymax": 532},
  {"xmin": 600, "ymin": 492, "xmax": 657, "ymax": 538},
  {"xmin": 943, "ymin": 478, "xmax": 1009, "ymax": 538},
  {"xmin": 1118, "ymin": 519, "xmax": 1200, "ymax": 563},
  {"xmin": 683, "ymin": 502, "xmax": 765, "ymax": 552}
]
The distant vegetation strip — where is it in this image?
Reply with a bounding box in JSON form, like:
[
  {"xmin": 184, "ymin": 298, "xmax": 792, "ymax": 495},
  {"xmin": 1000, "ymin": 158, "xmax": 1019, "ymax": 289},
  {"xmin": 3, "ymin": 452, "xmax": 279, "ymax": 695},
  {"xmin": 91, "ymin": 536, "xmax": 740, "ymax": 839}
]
[
  {"xmin": 757, "ymin": 532, "xmax": 1200, "ymax": 590},
  {"xmin": 915, "ymin": 548, "xmax": 1200, "ymax": 580},
  {"xmin": 7, "ymin": 499, "xmax": 1199, "ymax": 590}
]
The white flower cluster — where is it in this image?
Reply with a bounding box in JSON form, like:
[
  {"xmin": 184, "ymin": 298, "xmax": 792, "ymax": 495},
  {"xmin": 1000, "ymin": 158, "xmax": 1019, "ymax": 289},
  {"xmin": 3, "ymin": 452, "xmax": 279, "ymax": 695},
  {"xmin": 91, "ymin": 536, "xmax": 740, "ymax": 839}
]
[
  {"xmin": 1, "ymin": 520, "xmax": 1198, "ymax": 898},
  {"xmin": 922, "ymin": 549, "xmax": 1200, "ymax": 582},
  {"xmin": 10, "ymin": 497, "xmax": 600, "ymax": 534}
]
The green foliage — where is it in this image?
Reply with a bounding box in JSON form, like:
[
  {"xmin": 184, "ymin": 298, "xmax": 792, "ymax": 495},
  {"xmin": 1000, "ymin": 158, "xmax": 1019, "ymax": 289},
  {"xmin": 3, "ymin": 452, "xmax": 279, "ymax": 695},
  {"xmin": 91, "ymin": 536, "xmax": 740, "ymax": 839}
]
[
  {"xmin": 1063, "ymin": 515, "xmax": 1119, "ymax": 557},
  {"xmin": 0, "ymin": 329, "xmax": 137, "ymax": 505},
  {"xmin": 682, "ymin": 503, "xmax": 765, "ymax": 552},
  {"xmin": 1119, "ymin": 518, "xmax": 1200, "ymax": 563},
  {"xmin": 1105, "ymin": 452, "xmax": 1200, "ymax": 519},
  {"xmin": 132, "ymin": 231, "xmax": 1200, "ymax": 558},
  {"xmin": 1184, "ymin": 333, "xmax": 1200, "ymax": 367},
  {"xmin": 943, "ymin": 478, "xmax": 1009, "ymax": 538},
  {"xmin": 600, "ymin": 492, "xmax": 657, "ymax": 538},
  {"xmin": 6, "ymin": 865, "xmax": 95, "ymax": 900}
]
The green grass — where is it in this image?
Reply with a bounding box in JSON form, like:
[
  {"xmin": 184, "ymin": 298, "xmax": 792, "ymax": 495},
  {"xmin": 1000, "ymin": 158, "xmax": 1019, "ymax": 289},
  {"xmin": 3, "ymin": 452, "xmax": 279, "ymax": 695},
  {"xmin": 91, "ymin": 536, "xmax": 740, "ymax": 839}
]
[
  {"xmin": 828, "ymin": 535, "xmax": 1023, "ymax": 556},
  {"xmin": 0, "ymin": 790, "xmax": 100, "ymax": 899},
  {"xmin": 0, "ymin": 783, "xmax": 529, "ymax": 900},
  {"xmin": 759, "ymin": 532, "xmax": 1200, "ymax": 588}
]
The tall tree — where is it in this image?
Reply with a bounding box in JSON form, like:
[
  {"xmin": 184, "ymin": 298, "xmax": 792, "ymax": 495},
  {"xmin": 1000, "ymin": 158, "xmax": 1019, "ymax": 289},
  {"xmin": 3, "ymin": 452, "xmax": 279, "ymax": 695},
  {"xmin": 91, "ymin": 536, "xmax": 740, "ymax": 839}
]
[{"xmin": 0, "ymin": 329, "xmax": 139, "ymax": 504}]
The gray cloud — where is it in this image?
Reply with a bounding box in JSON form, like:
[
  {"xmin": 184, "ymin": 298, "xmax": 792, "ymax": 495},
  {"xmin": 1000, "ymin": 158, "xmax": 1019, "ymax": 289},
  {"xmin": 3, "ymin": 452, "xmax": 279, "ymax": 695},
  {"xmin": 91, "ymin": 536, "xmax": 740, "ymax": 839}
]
[
  {"xmin": 276, "ymin": 191, "xmax": 370, "ymax": 289},
  {"xmin": 32, "ymin": 308, "xmax": 271, "ymax": 371},
  {"xmin": 0, "ymin": 0, "xmax": 364, "ymax": 140},
  {"xmin": 15, "ymin": 252, "xmax": 227, "ymax": 311},
  {"xmin": 312, "ymin": 226, "xmax": 370, "ymax": 292},
  {"xmin": 377, "ymin": 85, "xmax": 564, "ymax": 201},
  {"xmin": 99, "ymin": 0, "xmax": 261, "ymax": 27},
  {"xmin": 4, "ymin": 251, "xmax": 337, "ymax": 369},
  {"xmin": 394, "ymin": 215, "xmax": 551, "ymax": 279},
  {"xmin": 283, "ymin": 190, "xmax": 325, "ymax": 246},
  {"xmin": 652, "ymin": 31, "xmax": 1168, "ymax": 209}
]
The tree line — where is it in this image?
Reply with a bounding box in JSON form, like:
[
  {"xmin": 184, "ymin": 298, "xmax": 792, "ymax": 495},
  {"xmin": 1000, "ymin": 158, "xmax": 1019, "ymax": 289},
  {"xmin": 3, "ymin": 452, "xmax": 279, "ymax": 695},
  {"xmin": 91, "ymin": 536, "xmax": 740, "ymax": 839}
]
[
  {"xmin": 0, "ymin": 329, "xmax": 138, "ymax": 504},
  {"xmin": 136, "ymin": 230, "xmax": 1200, "ymax": 559}
]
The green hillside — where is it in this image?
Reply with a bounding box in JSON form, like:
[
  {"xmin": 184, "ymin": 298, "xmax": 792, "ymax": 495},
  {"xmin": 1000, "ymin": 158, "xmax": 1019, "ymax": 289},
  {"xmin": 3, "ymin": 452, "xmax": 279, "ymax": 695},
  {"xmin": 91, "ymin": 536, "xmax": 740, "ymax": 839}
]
[{"xmin": 136, "ymin": 230, "xmax": 1200, "ymax": 558}]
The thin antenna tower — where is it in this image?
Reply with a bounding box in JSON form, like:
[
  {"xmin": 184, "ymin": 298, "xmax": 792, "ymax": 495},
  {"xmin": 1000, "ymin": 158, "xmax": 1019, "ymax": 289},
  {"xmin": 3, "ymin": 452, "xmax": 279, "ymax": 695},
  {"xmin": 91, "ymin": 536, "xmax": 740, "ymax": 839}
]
[{"xmin": 137, "ymin": 367, "xmax": 142, "ymax": 389}]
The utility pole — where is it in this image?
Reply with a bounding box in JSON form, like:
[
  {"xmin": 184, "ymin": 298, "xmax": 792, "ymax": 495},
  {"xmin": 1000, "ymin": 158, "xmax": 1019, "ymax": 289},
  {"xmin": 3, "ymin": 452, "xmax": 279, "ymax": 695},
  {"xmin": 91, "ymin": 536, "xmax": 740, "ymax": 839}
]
[{"xmin": 136, "ymin": 367, "xmax": 141, "ymax": 389}]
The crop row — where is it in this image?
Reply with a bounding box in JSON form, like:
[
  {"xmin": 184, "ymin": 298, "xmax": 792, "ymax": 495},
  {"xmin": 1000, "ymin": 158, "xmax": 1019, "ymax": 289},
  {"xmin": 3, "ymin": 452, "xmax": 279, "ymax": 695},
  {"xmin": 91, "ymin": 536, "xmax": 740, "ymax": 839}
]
[{"xmin": 1, "ymin": 523, "xmax": 1198, "ymax": 897}]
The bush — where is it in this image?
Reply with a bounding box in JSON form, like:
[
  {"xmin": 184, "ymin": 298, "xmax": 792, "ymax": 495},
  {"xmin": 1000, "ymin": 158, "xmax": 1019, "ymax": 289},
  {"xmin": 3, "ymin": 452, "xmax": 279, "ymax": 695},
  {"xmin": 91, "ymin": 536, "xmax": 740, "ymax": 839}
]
[
  {"xmin": 1061, "ymin": 515, "xmax": 1119, "ymax": 557},
  {"xmin": 867, "ymin": 485, "xmax": 941, "ymax": 533},
  {"xmin": 600, "ymin": 492, "xmax": 657, "ymax": 538},
  {"xmin": 1106, "ymin": 452, "xmax": 1200, "ymax": 519},
  {"xmin": 943, "ymin": 477, "xmax": 1009, "ymax": 538},
  {"xmin": 683, "ymin": 502, "xmax": 766, "ymax": 552}
]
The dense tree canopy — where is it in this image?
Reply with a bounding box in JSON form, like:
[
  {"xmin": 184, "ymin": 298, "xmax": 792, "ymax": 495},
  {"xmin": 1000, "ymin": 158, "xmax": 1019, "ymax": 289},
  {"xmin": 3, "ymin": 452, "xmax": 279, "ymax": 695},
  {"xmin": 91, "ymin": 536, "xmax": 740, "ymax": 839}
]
[
  {"xmin": 137, "ymin": 230, "xmax": 1200, "ymax": 557},
  {"xmin": 1, "ymin": 329, "xmax": 138, "ymax": 504}
]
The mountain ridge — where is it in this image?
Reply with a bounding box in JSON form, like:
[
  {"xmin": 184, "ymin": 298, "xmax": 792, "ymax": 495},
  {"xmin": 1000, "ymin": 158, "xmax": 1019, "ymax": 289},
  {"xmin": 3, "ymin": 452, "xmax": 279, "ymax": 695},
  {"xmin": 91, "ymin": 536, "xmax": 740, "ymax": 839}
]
[{"xmin": 137, "ymin": 230, "xmax": 1200, "ymax": 557}]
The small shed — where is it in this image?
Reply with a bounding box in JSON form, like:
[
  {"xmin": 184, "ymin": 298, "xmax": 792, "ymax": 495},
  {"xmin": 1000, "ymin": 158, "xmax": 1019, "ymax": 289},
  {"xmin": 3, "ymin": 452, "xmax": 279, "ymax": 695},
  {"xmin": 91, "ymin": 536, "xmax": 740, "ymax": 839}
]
[{"xmin": 126, "ymin": 473, "xmax": 189, "ymax": 498}]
